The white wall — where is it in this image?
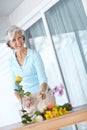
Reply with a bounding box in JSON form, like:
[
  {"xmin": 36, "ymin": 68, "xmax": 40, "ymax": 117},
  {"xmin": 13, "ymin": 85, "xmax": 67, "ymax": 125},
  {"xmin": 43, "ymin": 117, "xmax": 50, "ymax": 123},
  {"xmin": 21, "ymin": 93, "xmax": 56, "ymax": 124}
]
[
  {"xmin": 9, "ymin": 0, "xmax": 43, "ymax": 25},
  {"xmin": 0, "ymin": 17, "xmax": 11, "ymax": 42}
]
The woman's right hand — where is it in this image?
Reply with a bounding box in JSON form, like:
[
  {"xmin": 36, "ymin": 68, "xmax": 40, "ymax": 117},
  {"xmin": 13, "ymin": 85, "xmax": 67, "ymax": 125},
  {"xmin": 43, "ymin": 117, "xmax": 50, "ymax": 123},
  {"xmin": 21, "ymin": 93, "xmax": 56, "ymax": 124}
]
[{"xmin": 22, "ymin": 96, "xmax": 34, "ymax": 108}]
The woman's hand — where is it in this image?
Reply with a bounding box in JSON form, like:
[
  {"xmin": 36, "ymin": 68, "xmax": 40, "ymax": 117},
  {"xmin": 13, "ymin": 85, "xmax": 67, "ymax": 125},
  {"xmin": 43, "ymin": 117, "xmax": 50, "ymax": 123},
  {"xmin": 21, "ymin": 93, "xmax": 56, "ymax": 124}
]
[
  {"xmin": 37, "ymin": 82, "xmax": 47, "ymax": 100},
  {"xmin": 22, "ymin": 96, "xmax": 34, "ymax": 108},
  {"xmin": 37, "ymin": 91, "xmax": 46, "ymax": 100}
]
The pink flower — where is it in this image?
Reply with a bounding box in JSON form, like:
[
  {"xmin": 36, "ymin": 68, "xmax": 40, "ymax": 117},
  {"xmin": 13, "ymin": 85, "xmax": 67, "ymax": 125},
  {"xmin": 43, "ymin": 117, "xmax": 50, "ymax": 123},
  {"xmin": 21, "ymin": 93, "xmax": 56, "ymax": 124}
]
[
  {"xmin": 58, "ymin": 88, "xmax": 64, "ymax": 96},
  {"xmin": 51, "ymin": 84, "xmax": 64, "ymax": 96},
  {"xmin": 51, "ymin": 91, "xmax": 55, "ymax": 96},
  {"xmin": 53, "ymin": 86, "xmax": 59, "ymax": 92}
]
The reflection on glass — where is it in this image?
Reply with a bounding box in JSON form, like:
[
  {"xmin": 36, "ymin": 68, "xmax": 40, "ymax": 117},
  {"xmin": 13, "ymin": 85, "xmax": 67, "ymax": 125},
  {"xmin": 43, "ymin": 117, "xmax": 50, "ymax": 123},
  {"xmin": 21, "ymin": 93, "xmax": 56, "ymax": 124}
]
[
  {"xmin": 78, "ymin": 30, "xmax": 87, "ymax": 64},
  {"xmin": 52, "ymin": 32, "xmax": 87, "ymax": 106}
]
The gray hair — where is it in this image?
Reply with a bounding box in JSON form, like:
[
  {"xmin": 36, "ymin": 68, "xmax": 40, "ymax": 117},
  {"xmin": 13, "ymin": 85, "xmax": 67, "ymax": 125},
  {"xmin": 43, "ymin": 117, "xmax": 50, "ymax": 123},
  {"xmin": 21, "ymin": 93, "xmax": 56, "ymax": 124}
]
[{"xmin": 5, "ymin": 25, "xmax": 25, "ymax": 44}]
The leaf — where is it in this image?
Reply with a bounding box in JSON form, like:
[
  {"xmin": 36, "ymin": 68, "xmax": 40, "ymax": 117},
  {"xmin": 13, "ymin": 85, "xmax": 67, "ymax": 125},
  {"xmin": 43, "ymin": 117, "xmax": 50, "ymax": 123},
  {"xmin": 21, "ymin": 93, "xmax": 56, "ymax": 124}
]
[
  {"xmin": 19, "ymin": 89, "xmax": 24, "ymax": 98},
  {"xmin": 35, "ymin": 111, "xmax": 42, "ymax": 115},
  {"xmin": 26, "ymin": 116, "xmax": 32, "ymax": 121},
  {"xmin": 21, "ymin": 109, "xmax": 27, "ymax": 113},
  {"xmin": 22, "ymin": 119, "xmax": 27, "ymax": 124},
  {"xmin": 22, "ymin": 114, "xmax": 32, "ymax": 121},
  {"xmin": 22, "ymin": 114, "xmax": 29, "ymax": 118},
  {"xmin": 63, "ymin": 103, "xmax": 73, "ymax": 111},
  {"xmin": 24, "ymin": 92, "xmax": 31, "ymax": 96}
]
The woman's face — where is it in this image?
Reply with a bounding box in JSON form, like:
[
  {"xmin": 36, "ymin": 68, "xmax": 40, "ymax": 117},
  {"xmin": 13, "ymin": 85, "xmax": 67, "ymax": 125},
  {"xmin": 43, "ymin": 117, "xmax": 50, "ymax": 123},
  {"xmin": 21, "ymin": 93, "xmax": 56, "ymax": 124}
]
[{"xmin": 9, "ymin": 32, "xmax": 25, "ymax": 51}]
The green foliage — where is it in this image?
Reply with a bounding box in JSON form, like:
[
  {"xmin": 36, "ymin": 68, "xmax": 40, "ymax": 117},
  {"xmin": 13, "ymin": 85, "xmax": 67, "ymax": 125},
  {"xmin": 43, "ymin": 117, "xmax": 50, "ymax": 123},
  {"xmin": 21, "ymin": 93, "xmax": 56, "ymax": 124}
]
[
  {"xmin": 58, "ymin": 103, "xmax": 73, "ymax": 111},
  {"xmin": 35, "ymin": 111, "xmax": 42, "ymax": 115},
  {"xmin": 22, "ymin": 119, "xmax": 28, "ymax": 124},
  {"xmin": 63, "ymin": 103, "xmax": 73, "ymax": 111},
  {"xmin": 21, "ymin": 109, "xmax": 27, "ymax": 113},
  {"xmin": 22, "ymin": 114, "xmax": 32, "ymax": 121},
  {"xmin": 24, "ymin": 92, "xmax": 31, "ymax": 96},
  {"xmin": 21, "ymin": 110, "xmax": 32, "ymax": 124}
]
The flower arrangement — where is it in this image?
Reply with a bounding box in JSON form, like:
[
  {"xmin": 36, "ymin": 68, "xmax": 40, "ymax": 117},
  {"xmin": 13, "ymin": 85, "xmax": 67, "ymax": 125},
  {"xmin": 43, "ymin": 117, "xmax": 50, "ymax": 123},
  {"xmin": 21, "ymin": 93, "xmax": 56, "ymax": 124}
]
[
  {"xmin": 21, "ymin": 102, "xmax": 72, "ymax": 124},
  {"xmin": 15, "ymin": 76, "xmax": 73, "ymax": 124}
]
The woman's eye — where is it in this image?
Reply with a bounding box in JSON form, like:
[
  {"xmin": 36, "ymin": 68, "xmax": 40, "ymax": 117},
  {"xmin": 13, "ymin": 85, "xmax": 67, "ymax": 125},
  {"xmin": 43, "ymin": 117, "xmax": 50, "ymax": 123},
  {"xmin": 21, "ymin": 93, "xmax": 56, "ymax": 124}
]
[
  {"xmin": 12, "ymin": 37, "xmax": 22, "ymax": 42},
  {"xmin": 19, "ymin": 36, "xmax": 22, "ymax": 39}
]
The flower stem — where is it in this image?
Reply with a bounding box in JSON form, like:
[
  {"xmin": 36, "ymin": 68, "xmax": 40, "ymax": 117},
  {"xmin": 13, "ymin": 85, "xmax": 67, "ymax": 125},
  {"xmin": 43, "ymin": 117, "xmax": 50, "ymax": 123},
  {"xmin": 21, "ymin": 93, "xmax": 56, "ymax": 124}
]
[{"xmin": 21, "ymin": 98, "xmax": 24, "ymax": 110}]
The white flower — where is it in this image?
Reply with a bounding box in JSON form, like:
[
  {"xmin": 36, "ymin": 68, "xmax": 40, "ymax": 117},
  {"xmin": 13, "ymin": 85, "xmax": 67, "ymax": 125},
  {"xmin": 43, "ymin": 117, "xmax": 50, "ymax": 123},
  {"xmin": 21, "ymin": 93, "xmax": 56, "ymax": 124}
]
[
  {"xmin": 31, "ymin": 115, "xmax": 37, "ymax": 122},
  {"xmin": 39, "ymin": 105, "xmax": 47, "ymax": 113},
  {"xmin": 35, "ymin": 115, "xmax": 43, "ymax": 122}
]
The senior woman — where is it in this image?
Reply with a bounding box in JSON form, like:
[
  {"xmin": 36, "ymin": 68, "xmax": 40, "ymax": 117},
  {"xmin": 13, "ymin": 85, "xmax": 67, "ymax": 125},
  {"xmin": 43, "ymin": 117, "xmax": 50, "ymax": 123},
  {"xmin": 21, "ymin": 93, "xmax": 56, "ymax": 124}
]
[{"xmin": 5, "ymin": 25, "xmax": 55, "ymax": 113}]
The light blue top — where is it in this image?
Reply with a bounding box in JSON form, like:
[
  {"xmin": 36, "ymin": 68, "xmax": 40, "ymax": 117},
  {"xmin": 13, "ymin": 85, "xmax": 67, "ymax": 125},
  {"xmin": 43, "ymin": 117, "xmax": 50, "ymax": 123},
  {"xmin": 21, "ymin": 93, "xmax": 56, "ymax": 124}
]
[{"xmin": 9, "ymin": 49, "xmax": 47, "ymax": 93}]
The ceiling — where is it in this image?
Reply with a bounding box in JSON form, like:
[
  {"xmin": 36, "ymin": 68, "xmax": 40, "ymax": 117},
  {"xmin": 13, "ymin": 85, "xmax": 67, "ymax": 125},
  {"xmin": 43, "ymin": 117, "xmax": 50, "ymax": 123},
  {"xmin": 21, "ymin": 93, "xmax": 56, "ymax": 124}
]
[
  {"xmin": 0, "ymin": 0, "xmax": 24, "ymax": 43},
  {"xmin": 0, "ymin": 0, "xmax": 24, "ymax": 17}
]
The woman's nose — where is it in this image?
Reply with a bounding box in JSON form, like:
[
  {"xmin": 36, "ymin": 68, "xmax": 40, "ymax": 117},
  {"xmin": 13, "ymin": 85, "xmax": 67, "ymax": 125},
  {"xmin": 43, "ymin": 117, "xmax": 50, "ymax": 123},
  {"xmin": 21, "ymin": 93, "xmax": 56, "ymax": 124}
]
[{"xmin": 16, "ymin": 39, "xmax": 20, "ymax": 44}]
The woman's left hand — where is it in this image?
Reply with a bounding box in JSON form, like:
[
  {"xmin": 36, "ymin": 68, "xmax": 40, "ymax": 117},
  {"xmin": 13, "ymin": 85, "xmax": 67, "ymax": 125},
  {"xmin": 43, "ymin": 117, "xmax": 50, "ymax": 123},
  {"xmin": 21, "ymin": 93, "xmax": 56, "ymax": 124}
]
[{"xmin": 37, "ymin": 91, "xmax": 46, "ymax": 100}]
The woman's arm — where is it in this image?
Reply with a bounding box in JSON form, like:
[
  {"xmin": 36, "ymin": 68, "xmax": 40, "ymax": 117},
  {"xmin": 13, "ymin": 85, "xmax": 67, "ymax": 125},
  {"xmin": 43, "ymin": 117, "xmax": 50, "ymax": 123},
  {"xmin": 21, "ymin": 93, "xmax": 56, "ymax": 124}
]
[
  {"xmin": 40, "ymin": 82, "xmax": 47, "ymax": 92},
  {"xmin": 34, "ymin": 52, "xmax": 47, "ymax": 91}
]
